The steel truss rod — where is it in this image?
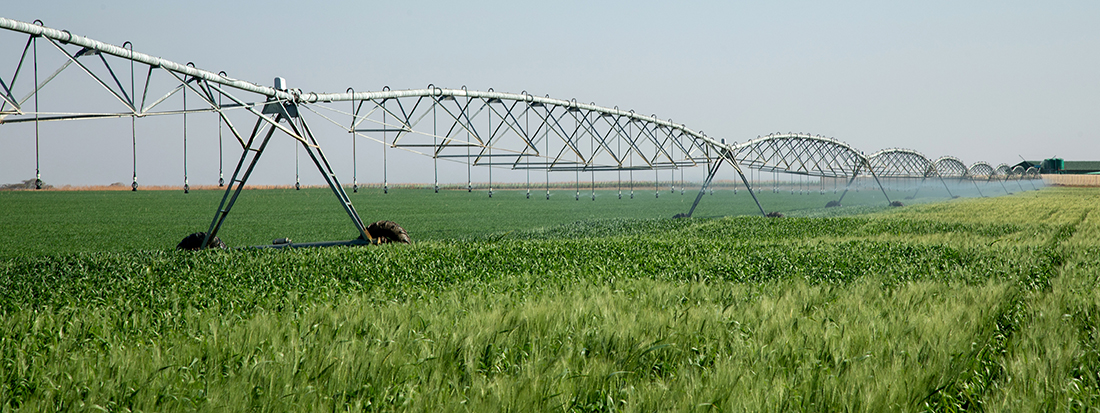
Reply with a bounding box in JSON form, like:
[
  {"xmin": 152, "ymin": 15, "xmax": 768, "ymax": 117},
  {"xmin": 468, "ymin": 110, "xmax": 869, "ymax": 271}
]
[{"xmin": 0, "ymin": 107, "xmax": 234, "ymax": 124}]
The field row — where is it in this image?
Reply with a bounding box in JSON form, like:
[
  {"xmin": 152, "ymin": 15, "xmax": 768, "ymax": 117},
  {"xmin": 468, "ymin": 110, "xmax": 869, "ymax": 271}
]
[{"xmin": 1, "ymin": 187, "xmax": 1098, "ymax": 411}]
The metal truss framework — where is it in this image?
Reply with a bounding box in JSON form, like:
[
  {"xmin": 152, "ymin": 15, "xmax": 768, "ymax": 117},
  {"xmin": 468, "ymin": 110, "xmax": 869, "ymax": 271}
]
[
  {"xmin": 0, "ymin": 17, "xmax": 767, "ymax": 245},
  {"xmin": 868, "ymin": 148, "xmax": 954, "ymax": 198},
  {"xmin": 0, "ymin": 18, "xmax": 1041, "ymax": 247},
  {"xmin": 967, "ymin": 162, "xmax": 1018, "ymax": 195},
  {"xmin": 317, "ymin": 88, "xmax": 726, "ymax": 180},
  {"xmin": 934, "ymin": 156, "xmax": 968, "ymax": 178},
  {"xmin": 0, "ymin": 18, "xmax": 369, "ymax": 247},
  {"xmin": 869, "ymin": 148, "xmax": 937, "ymax": 178},
  {"xmin": 728, "ymin": 133, "xmax": 867, "ymax": 178},
  {"xmin": 968, "ymin": 162, "xmax": 995, "ymax": 178},
  {"xmin": 723, "ymin": 133, "xmax": 892, "ymax": 204}
]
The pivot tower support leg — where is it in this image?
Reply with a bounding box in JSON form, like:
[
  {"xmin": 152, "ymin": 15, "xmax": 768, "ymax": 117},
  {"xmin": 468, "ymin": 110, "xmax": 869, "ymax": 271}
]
[
  {"xmin": 289, "ymin": 116, "xmax": 371, "ymax": 241},
  {"xmin": 938, "ymin": 176, "xmax": 955, "ymax": 198},
  {"xmin": 202, "ymin": 116, "xmax": 276, "ymax": 248},
  {"xmin": 686, "ymin": 158, "xmax": 723, "ymax": 218},
  {"xmin": 971, "ymin": 178, "xmax": 985, "ymax": 197},
  {"xmin": 735, "ymin": 164, "xmax": 767, "ymax": 217}
]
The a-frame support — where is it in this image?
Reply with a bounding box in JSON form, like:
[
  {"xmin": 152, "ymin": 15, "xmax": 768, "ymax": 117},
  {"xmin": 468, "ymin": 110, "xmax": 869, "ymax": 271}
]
[
  {"xmin": 836, "ymin": 161, "xmax": 893, "ymax": 206},
  {"xmin": 970, "ymin": 177, "xmax": 985, "ymax": 197},
  {"xmin": 910, "ymin": 175, "xmax": 955, "ymax": 199},
  {"xmin": 201, "ymin": 99, "xmax": 372, "ymax": 249},
  {"xmin": 686, "ymin": 158, "xmax": 722, "ymax": 218},
  {"xmin": 939, "ymin": 175, "xmax": 956, "ymax": 198},
  {"xmin": 683, "ymin": 157, "xmax": 766, "ymax": 218},
  {"xmin": 998, "ymin": 177, "xmax": 1012, "ymax": 195},
  {"xmin": 688, "ymin": 148, "xmax": 904, "ymax": 218},
  {"xmin": 715, "ymin": 149, "xmax": 768, "ymax": 217}
]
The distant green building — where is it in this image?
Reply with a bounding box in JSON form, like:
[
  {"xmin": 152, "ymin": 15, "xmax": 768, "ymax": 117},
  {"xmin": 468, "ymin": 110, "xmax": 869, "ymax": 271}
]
[{"xmin": 1016, "ymin": 159, "xmax": 1100, "ymax": 174}]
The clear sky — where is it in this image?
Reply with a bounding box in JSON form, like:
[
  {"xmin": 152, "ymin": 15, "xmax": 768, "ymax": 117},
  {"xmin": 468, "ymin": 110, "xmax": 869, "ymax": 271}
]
[{"xmin": 1, "ymin": 1, "xmax": 1097, "ymax": 186}]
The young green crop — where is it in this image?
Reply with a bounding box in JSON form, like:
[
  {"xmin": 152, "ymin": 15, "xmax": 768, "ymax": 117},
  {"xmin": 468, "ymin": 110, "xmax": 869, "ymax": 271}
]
[
  {"xmin": 0, "ymin": 185, "xmax": 921, "ymax": 257},
  {"xmin": 2, "ymin": 186, "xmax": 1099, "ymax": 411}
]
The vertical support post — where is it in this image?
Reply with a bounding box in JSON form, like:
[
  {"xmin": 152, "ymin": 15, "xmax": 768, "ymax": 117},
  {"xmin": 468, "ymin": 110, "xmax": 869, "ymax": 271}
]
[
  {"xmin": 466, "ymin": 94, "xmax": 472, "ymax": 193},
  {"xmin": 530, "ymin": 99, "xmax": 534, "ymax": 199},
  {"xmin": 545, "ymin": 107, "xmax": 550, "ymax": 200},
  {"xmin": 127, "ymin": 42, "xmax": 137, "ymax": 191},
  {"xmin": 654, "ymin": 167, "xmax": 659, "ymax": 198},
  {"xmin": 433, "ymin": 93, "xmax": 439, "ymax": 193},
  {"xmin": 383, "ymin": 99, "xmax": 388, "ymax": 194},
  {"xmin": 628, "ymin": 124, "xmax": 633, "ymax": 199},
  {"xmin": 183, "ymin": 80, "xmax": 189, "ymax": 193},
  {"xmin": 488, "ymin": 100, "xmax": 493, "ymax": 198},
  {"xmin": 33, "ymin": 34, "xmax": 41, "ymax": 190},
  {"xmin": 349, "ymin": 90, "xmax": 357, "ymax": 193},
  {"xmin": 576, "ymin": 167, "xmax": 580, "ymax": 201},
  {"xmin": 218, "ymin": 71, "xmax": 227, "ymax": 187}
]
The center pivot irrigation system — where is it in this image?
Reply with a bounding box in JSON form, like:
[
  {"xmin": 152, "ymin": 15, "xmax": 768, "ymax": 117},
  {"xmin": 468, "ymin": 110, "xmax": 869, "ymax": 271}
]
[{"xmin": 0, "ymin": 18, "xmax": 1042, "ymax": 248}]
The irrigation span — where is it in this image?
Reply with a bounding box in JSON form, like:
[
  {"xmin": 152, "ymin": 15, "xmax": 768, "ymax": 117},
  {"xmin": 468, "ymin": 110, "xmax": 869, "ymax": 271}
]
[{"xmin": 0, "ymin": 18, "xmax": 1040, "ymax": 247}]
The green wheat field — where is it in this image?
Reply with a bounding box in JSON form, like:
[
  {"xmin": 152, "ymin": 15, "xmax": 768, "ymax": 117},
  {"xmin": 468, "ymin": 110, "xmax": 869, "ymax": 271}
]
[{"xmin": 1, "ymin": 185, "xmax": 1097, "ymax": 411}]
